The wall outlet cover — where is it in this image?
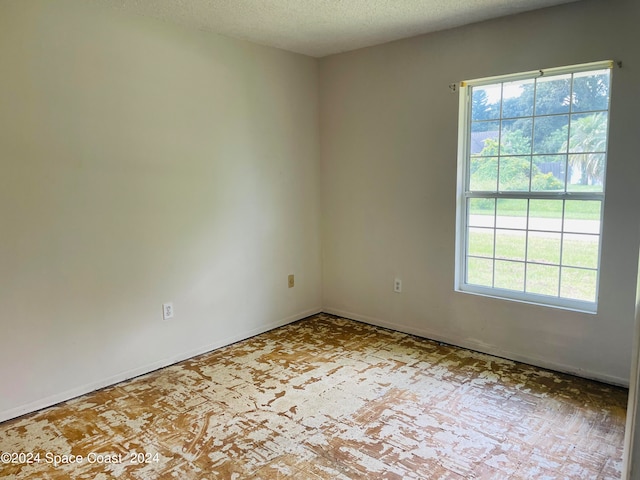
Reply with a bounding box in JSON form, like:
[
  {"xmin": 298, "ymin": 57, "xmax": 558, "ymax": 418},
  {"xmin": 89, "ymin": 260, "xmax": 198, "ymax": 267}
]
[{"xmin": 163, "ymin": 303, "xmax": 174, "ymax": 320}]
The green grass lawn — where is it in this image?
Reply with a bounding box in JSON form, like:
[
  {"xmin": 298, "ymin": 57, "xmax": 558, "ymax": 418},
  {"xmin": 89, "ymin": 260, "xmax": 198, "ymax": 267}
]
[
  {"xmin": 469, "ymin": 198, "xmax": 601, "ymax": 220},
  {"xmin": 466, "ymin": 229, "xmax": 598, "ymax": 302}
]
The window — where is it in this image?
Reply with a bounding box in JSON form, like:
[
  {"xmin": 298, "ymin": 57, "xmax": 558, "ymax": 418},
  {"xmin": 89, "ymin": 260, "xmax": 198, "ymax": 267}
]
[{"xmin": 455, "ymin": 61, "xmax": 613, "ymax": 312}]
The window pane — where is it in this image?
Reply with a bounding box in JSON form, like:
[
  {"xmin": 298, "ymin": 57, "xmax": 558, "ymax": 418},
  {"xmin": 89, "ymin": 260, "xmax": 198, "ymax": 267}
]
[
  {"xmin": 533, "ymin": 115, "xmax": 568, "ymax": 154},
  {"xmin": 527, "ymin": 231, "xmax": 561, "ymax": 264},
  {"xmin": 471, "ymin": 121, "xmax": 500, "ymax": 156},
  {"xmin": 496, "ymin": 199, "xmax": 528, "ymax": 229},
  {"xmin": 560, "ymin": 267, "xmax": 597, "ymax": 302},
  {"xmin": 500, "ymin": 119, "xmax": 532, "ymax": 155},
  {"xmin": 499, "ymin": 157, "xmax": 531, "ymax": 192},
  {"xmin": 528, "ymin": 200, "xmax": 563, "ymax": 231},
  {"xmin": 569, "ymin": 112, "xmax": 608, "ymax": 154},
  {"xmin": 468, "ymin": 228, "xmax": 494, "ymax": 258},
  {"xmin": 469, "ymin": 157, "xmax": 498, "ymax": 191},
  {"xmin": 472, "ymin": 85, "xmax": 502, "ymax": 121},
  {"xmin": 526, "ymin": 264, "xmax": 560, "ymax": 296},
  {"xmin": 564, "ymin": 200, "xmax": 601, "ymax": 234},
  {"xmin": 567, "ymin": 153, "xmax": 605, "ymax": 192},
  {"xmin": 531, "ymin": 155, "xmax": 566, "ymax": 191},
  {"xmin": 562, "ymin": 234, "xmax": 599, "ymax": 269},
  {"xmin": 535, "ymin": 74, "xmax": 571, "ymax": 115},
  {"xmin": 468, "ymin": 198, "xmax": 495, "ymax": 227},
  {"xmin": 467, "ymin": 257, "xmax": 493, "ymax": 287},
  {"xmin": 502, "ymin": 78, "xmax": 534, "ymax": 118},
  {"xmin": 571, "ymin": 69, "xmax": 610, "ymax": 113},
  {"xmin": 495, "ymin": 230, "xmax": 526, "ymax": 261},
  {"xmin": 494, "ymin": 260, "xmax": 525, "ymax": 291}
]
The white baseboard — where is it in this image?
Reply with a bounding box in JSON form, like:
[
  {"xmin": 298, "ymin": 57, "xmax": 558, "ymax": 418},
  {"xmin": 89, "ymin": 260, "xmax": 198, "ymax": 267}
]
[
  {"xmin": 0, "ymin": 307, "xmax": 322, "ymax": 423},
  {"xmin": 323, "ymin": 307, "xmax": 629, "ymax": 388}
]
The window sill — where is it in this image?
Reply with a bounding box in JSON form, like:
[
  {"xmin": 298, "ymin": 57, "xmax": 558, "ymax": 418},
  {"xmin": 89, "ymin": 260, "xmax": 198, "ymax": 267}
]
[{"xmin": 455, "ymin": 285, "xmax": 598, "ymax": 315}]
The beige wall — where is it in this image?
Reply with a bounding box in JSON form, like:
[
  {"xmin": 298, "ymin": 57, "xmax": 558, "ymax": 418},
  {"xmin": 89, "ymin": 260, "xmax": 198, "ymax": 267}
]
[
  {"xmin": 320, "ymin": 0, "xmax": 640, "ymax": 385},
  {"xmin": 0, "ymin": 0, "xmax": 322, "ymax": 421}
]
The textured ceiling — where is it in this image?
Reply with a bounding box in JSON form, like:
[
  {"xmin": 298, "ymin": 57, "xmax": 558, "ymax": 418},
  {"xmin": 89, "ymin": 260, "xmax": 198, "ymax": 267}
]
[{"xmin": 97, "ymin": 0, "xmax": 580, "ymax": 57}]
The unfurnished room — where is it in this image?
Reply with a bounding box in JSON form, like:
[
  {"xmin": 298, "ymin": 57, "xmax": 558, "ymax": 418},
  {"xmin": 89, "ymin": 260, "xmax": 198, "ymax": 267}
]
[{"xmin": 1, "ymin": 0, "xmax": 640, "ymax": 478}]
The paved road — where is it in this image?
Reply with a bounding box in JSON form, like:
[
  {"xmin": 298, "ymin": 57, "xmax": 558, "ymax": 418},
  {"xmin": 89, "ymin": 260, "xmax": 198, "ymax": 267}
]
[{"xmin": 469, "ymin": 215, "xmax": 600, "ymax": 235}]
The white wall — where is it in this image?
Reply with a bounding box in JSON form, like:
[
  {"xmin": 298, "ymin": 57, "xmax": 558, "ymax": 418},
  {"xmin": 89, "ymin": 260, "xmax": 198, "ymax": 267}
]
[
  {"xmin": 623, "ymin": 250, "xmax": 640, "ymax": 478},
  {"xmin": 320, "ymin": 0, "xmax": 640, "ymax": 385},
  {"xmin": 0, "ymin": 0, "xmax": 322, "ymax": 421}
]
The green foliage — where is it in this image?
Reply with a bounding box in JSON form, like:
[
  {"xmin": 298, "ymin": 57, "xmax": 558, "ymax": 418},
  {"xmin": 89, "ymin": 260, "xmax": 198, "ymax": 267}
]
[
  {"xmin": 472, "ymin": 88, "xmax": 500, "ymax": 121},
  {"xmin": 471, "ymin": 131, "xmax": 563, "ymax": 192},
  {"xmin": 531, "ymin": 172, "xmax": 563, "ymax": 190},
  {"xmin": 565, "ymin": 112, "xmax": 608, "ymax": 185},
  {"xmin": 471, "ymin": 155, "xmax": 562, "ymax": 192},
  {"xmin": 532, "ymin": 116, "xmax": 568, "ymax": 154},
  {"xmin": 470, "ymin": 71, "xmax": 610, "ymax": 186},
  {"xmin": 476, "ymin": 130, "xmax": 532, "ymax": 157}
]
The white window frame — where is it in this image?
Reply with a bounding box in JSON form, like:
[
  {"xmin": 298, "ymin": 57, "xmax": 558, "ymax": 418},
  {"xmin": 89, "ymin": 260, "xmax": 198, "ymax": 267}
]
[{"xmin": 454, "ymin": 60, "xmax": 614, "ymax": 313}]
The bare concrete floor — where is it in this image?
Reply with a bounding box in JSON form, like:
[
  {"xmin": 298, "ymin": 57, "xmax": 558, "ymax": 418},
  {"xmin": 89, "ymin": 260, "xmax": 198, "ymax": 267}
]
[{"xmin": 0, "ymin": 314, "xmax": 628, "ymax": 479}]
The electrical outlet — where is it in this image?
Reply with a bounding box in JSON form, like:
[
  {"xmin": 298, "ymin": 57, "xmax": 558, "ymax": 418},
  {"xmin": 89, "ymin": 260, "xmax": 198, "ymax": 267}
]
[
  {"xmin": 288, "ymin": 274, "xmax": 295, "ymax": 288},
  {"xmin": 394, "ymin": 279, "xmax": 402, "ymax": 293},
  {"xmin": 162, "ymin": 303, "xmax": 174, "ymax": 320}
]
